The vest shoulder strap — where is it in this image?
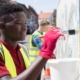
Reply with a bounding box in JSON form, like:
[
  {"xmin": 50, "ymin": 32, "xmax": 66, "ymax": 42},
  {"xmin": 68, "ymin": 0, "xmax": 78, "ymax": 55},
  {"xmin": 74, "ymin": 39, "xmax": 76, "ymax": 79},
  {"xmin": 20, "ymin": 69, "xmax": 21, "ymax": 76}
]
[
  {"xmin": 32, "ymin": 30, "xmax": 42, "ymax": 36},
  {"xmin": 0, "ymin": 43, "xmax": 5, "ymax": 60},
  {"xmin": 19, "ymin": 43, "xmax": 29, "ymax": 60}
]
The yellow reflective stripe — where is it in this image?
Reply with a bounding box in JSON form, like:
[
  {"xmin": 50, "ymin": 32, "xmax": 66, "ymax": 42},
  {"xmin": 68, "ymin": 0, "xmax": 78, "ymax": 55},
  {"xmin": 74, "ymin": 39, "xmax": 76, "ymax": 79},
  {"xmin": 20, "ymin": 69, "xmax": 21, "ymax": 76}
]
[
  {"xmin": 22, "ymin": 45, "xmax": 29, "ymax": 56},
  {"xmin": 23, "ymin": 45, "xmax": 29, "ymax": 53},
  {"xmin": 20, "ymin": 44, "xmax": 29, "ymax": 60},
  {"xmin": 29, "ymin": 48, "xmax": 39, "ymax": 50},
  {"xmin": 0, "ymin": 44, "xmax": 4, "ymax": 59},
  {"xmin": 29, "ymin": 55, "xmax": 38, "ymax": 57},
  {"xmin": 0, "ymin": 47, "xmax": 4, "ymax": 60},
  {"xmin": 29, "ymin": 50, "xmax": 39, "ymax": 55},
  {"xmin": 1, "ymin": 44, "xmax": 17, "ymax": 78},
  {"xmin": 20, "ymin": 48, "xmax": 30, "ymax": 68},
  {"xmin": 18, "ymin": 43, "xmax": 30, "ymax": 68},
  {"xmin": 29, "ymin": 52, "xmax": 38, "ymax": 56}
]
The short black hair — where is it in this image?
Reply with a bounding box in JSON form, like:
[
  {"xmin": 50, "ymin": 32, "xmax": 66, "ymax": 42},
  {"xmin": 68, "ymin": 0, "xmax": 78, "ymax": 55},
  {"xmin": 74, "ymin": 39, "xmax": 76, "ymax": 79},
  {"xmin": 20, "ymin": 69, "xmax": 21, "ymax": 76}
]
[{"xmin": 0, "ymin": 3, "xmax": 24, "ymax": 16}]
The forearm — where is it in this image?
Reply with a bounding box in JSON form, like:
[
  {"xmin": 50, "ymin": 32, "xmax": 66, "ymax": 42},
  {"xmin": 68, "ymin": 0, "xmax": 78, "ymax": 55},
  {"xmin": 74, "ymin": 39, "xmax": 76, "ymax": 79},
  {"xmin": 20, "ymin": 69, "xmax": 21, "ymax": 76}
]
[{"xmin": 11, "ymin": 56, "xmax": 48, "ymax": 80}]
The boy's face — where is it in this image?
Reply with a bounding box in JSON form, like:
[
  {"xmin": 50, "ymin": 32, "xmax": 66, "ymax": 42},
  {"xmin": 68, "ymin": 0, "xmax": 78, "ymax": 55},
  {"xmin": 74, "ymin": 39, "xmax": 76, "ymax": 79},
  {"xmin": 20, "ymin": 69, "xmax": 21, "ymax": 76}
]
[
  {"xmin": 42, "ymin": 25, "xmax": 52, "ymax": 32},
  {"xmin": 3, "ymin": 12, "xmax": 27, "ymax": 41}
]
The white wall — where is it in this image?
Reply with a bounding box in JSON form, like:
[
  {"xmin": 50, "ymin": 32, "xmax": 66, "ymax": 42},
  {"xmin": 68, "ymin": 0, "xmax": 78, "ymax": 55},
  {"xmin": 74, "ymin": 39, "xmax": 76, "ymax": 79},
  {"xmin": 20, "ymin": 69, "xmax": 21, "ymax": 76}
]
[
  {"xmin": 56, "ymin": 0, "xmax": 80, "ymax": 79},
  {"xmin": 56, "ymin": 0, "xmax": 79, "ymax": 58}
]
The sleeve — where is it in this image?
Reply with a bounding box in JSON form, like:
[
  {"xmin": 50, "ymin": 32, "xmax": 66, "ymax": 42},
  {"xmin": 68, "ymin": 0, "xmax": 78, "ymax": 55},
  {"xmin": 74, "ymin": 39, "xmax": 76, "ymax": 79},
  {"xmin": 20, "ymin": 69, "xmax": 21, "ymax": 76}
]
[
  {"xmin": 32, "ymin": 35, "xmax": 42, "ymax": 49},
  {"xmin": 0, "ymin": 54, "xmax": 10, "ymax": 78}
]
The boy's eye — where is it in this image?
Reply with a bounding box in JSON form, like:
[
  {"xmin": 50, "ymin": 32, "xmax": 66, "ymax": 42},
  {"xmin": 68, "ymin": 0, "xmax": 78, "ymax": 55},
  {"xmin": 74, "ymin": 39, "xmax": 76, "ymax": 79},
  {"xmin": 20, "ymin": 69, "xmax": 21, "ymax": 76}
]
[{"xmin": 15, "ymin": 22, "xmax": 27, "ymax": 26}]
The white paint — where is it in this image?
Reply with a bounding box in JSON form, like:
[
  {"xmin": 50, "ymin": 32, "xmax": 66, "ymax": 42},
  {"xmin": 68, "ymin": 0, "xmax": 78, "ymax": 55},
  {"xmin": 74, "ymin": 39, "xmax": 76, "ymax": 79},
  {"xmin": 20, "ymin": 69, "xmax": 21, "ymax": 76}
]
[{"xmin": 47, "ymin": 58, "xmax": 80, "ymax": 80}]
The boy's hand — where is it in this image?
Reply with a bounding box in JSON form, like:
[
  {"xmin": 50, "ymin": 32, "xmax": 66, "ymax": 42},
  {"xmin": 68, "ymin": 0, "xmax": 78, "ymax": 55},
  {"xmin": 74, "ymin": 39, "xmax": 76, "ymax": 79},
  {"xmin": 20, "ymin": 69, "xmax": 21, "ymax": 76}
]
[{"xmin": 38, "ymin": 35, "xmax": 44, "ymax": 39}]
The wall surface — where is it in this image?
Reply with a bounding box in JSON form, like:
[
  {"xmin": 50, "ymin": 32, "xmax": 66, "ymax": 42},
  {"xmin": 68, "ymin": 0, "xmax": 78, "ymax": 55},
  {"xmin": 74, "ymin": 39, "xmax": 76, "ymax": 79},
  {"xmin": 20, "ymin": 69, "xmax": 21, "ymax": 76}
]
[{"xmin": 56, "ymin": 0, "xmax": 79, "ymax": 58}]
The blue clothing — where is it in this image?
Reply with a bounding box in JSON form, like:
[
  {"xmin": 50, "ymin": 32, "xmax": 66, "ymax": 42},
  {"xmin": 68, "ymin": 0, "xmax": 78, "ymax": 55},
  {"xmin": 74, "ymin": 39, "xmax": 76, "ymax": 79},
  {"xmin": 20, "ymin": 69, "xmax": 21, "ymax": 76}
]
[{"xmin": 32, "ymin": 31, "xmax": 43, "ymax": 49}]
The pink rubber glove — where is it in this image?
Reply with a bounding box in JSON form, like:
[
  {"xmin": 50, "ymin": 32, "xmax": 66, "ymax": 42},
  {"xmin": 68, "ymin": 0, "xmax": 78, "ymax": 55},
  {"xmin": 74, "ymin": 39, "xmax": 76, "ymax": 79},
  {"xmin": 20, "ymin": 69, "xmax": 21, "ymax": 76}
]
[{"xmin": 39, "ymin": 28, "xmax": 65, "ymax": 59}]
